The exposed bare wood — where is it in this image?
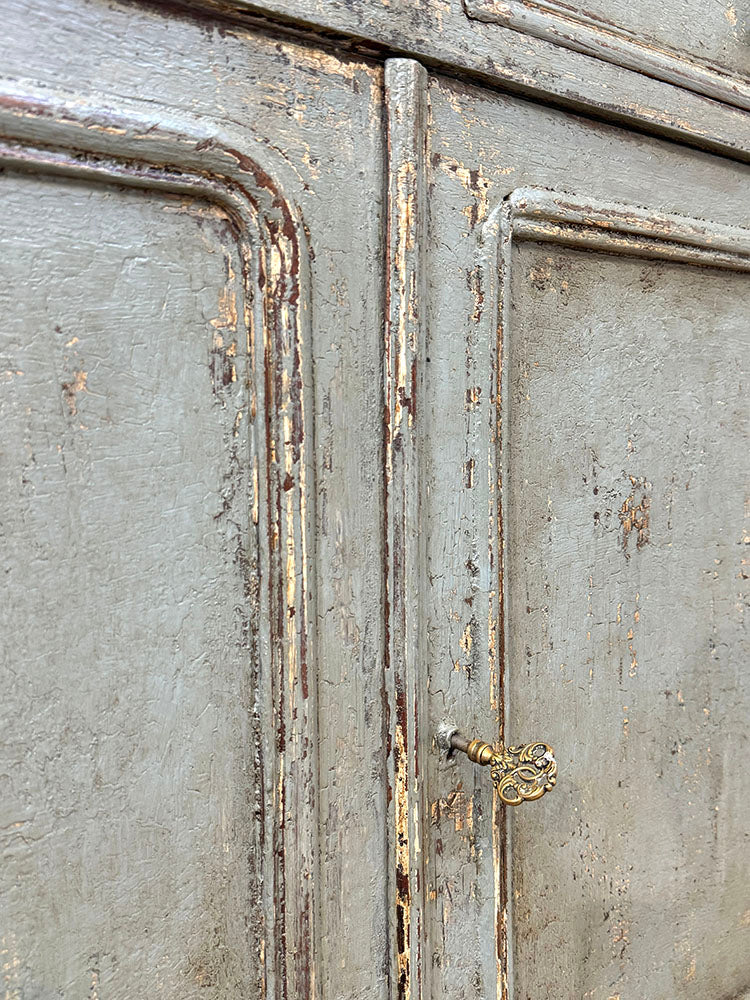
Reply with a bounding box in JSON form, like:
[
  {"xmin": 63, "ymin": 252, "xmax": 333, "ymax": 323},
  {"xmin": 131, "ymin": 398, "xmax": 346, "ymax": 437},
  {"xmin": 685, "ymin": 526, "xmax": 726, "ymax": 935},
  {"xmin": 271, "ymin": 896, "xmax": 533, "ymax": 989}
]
[{"xmin": 384, "ymin": 56, "xmax": 429, "ymax": 1000}]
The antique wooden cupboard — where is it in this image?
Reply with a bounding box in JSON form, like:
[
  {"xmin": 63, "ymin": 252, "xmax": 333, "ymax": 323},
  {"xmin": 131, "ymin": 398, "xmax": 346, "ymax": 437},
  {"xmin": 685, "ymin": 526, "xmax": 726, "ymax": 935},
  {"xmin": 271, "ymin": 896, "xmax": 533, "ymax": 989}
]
[{"xmin": 1, "ymin": 1, "xmax": 748, "ymax": 998}]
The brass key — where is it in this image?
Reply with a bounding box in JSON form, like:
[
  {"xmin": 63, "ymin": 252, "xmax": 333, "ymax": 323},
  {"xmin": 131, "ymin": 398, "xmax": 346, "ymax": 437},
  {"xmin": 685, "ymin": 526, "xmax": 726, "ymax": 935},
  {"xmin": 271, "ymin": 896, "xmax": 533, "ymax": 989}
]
[{"xmin": 443, "ymin": 729, "xmax": 557, "ymax": 806}]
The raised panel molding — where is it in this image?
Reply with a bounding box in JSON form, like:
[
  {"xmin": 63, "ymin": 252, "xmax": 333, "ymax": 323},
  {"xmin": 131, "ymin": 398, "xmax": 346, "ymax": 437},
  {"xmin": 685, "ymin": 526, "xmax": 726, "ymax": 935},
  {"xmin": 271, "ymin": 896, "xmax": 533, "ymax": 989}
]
[
  {"xmin": 481, "ymin": 185, "xmax": 750, "ymax": 664},
  {"xmin": 486, "ymin": 188, "xmax": 750, "ymax": 273},
  {"xmin": 465, "ymin": 0, "xmax": 750, "ymax": 111},
  {"xmin": 0, "ymin": 83, "xmax": 318, "ymax": 1000}
]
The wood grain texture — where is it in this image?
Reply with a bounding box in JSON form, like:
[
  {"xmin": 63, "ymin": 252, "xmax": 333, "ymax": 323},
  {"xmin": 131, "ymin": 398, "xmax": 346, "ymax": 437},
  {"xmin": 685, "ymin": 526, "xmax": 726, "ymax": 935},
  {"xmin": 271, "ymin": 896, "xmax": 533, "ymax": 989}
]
[
  {"xmin": 181, "ymin": 0, "xmax": 750, "ymax": 161},
  {"xmin": 0, "ymin": 9, "xmax": 387, "ymax": 996},
  {"xmin": 424, "ymin": 69, "xmax": 750, "ymax": 999}
]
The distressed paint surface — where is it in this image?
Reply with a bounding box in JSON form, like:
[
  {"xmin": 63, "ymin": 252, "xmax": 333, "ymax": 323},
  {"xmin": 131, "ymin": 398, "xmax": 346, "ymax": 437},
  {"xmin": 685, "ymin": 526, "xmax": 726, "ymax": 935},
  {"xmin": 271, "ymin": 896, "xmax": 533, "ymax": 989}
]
[
  {"xmin": 0, "ymin": 175, "xmax": 261, "ymax": 999},
  {"xmin": 1, "ymin": 2, "xmax": 749, "ymax": 998},
  {"xmin": 506, "ymin": 236, "xmax": 749, "ymax": 1000},
  {"xmin": 169, "ymin": 0, "xmax": 750, "ymax": 161},
  {"xmin": 384, "ymin": 58, "xmax": 429, "ymax": 1000},
  {"xmin": 0, "ymin": 86, "xmax": 322, "ymax": 997},
  {"xmin": 420, "ymin": 71, "xmax": 750, "ymax": 999},
  {"xmin": 0, "ymin": 7, "xmax": 386, "ymax": 998},
  {"xmin": 465, "ymin": 0, "xmax": 750, "ymax": 111}
]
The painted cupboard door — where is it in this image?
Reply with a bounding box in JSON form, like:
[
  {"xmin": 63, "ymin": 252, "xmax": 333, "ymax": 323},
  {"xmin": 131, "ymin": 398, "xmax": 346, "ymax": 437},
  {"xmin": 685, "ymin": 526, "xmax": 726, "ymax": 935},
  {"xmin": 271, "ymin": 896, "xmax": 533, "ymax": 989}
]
[
  {"xmin": 0, "ymin": 4, "xmax": 388, "ymax": 998},
  {"xmin": 384, "ymin": 60, "xmax": 750, "ymax": 1000}
]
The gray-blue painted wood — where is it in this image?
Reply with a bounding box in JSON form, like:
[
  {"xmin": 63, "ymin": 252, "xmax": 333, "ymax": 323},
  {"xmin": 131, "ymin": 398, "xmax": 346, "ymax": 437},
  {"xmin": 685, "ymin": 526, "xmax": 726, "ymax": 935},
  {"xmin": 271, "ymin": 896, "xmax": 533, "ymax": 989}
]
[{"xmin": 1, "ymin": 3, "xmax": 748, "ymax": 998}]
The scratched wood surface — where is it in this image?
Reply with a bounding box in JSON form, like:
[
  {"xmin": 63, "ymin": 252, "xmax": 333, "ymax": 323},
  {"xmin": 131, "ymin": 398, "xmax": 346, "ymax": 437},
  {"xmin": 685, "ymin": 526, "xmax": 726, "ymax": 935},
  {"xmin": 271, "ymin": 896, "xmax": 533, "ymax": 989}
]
[
  {"xmin": 0, "ymin": 5, "xmax": 387, "ymax": 998},
  {"xmin": 417, "ymin": 69, "xmax": 750, "ymax": 999}
]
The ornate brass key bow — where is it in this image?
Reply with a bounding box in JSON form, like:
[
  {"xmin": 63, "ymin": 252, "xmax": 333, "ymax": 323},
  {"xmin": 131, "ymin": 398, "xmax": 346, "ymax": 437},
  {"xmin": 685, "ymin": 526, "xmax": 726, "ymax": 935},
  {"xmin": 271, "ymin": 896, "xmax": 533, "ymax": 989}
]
[{"xmin": 446, "ymin": 730, "xmax": 557, "ymax": 806}]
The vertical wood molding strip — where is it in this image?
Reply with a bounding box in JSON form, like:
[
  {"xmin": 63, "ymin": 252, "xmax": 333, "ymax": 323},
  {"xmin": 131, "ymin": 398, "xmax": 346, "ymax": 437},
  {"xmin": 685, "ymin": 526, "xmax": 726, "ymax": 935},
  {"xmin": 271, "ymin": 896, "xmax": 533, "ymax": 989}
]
[
  {"xmin": 480, "ymin": 184, "xmax": 750, "ymax": 1000},
  {"xmin": 384, "ymin": 57, "xmax": 429, "ymax": 1000}
]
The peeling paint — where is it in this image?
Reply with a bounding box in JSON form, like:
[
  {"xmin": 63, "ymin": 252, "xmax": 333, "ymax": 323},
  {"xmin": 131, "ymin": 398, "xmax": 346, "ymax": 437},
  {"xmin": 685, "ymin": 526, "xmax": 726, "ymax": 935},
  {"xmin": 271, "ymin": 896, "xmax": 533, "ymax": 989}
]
[
  {"xmin": 619, "ymin": 477, "xmax": 651, "ymax": 557},
  {"xmin": 61, "ymin": 370, "xmax": 87, "ymax": 415}
]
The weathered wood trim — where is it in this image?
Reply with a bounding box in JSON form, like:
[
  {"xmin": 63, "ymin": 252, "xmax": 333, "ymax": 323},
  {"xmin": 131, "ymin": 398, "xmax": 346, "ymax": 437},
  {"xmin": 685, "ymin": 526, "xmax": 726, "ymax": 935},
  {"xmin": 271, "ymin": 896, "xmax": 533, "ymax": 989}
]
[
  {"xmin": 464, "ymin": 0, "xmax": 750, "ymax": 112},
  {"xmin": 385, "ymin": 60, "xmax": 513, "ymax": 1000},
  {"xmin": 0, "ymin": 83, "xmax": 319, "ymax": 1000},
  {"xmin": 502, "ymin": 188, "xmax": 750, "ymax": 267},
  {"xmin": 477, "ymin": 186, "xmax": 750, "ymax": 998},
  {"xmin": 474, "ymin": 187, "xmax": 511, "ymax": 1000},
  {"xmin": 180, "ymin": 0, "xmax": 750, "ymax": 163},
  {"xmin": 384, "ymin": 57, "xmax": 429, "ymax": 1000}
]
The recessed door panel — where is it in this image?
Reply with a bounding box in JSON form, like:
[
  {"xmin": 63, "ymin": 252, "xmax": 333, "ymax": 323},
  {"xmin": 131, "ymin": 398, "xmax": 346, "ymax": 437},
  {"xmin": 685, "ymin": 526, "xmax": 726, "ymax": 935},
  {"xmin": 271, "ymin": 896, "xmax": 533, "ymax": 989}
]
[
  {"xmin": 507, "ymin": 235, "xmax": 749, "ymax": 1000},
  {"xmin": 0, "ymin": 173, "xmax": 259, "ymax": 997}
]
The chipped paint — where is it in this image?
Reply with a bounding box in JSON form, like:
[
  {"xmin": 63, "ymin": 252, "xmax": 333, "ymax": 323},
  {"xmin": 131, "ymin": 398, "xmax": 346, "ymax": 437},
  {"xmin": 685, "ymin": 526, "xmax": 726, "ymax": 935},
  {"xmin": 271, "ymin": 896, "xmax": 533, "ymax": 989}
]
[
  {"xmin": 437, "ymin": 156, "xmax": 491, "ymax": 229},
  {"xmin": 210, "ymin": 285, "xmax": 238, "ymax": 330},
  {"xmin": 61, "ymin": 369, "xmax": 87, "ymax": 415},
  {"xmin": 3, "ymin": 13, "xmax": 749, "ymax": 1000},
  {"xmin": 619, "ymin": 477, "xmax": 651, "ymax": 557},
  {"xmin": 385, "ymin": 58, "xmax": 427, "ymax": 1000}
]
